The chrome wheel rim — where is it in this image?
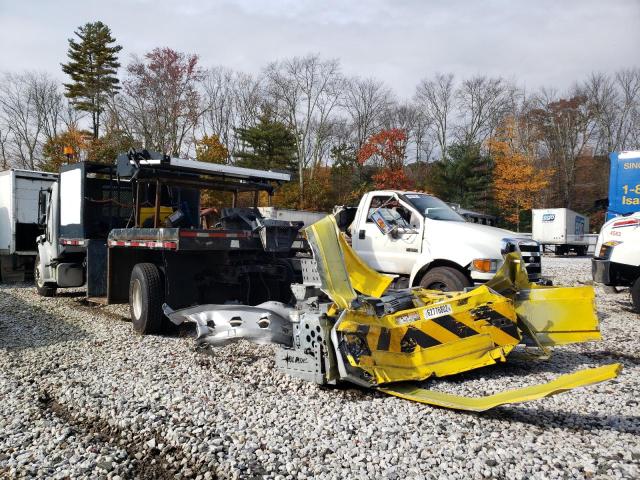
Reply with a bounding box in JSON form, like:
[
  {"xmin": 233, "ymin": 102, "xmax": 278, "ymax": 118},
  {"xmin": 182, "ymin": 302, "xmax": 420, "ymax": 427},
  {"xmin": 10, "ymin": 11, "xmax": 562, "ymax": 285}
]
[{"xmin": 132, "ymin": 279, "xmax": 142, "ymax": 319}]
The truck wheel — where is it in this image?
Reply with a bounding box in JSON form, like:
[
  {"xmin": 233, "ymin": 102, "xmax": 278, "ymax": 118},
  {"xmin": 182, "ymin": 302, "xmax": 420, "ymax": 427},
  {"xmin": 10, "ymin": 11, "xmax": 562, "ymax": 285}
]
[
  {"xmin": 419, "ymin": 267, "xmax": 472, "ymax": 292},
  {"xmin": 35, "ymin": 253, "xmax": 56, "ymax": 297},
  {"xmin": 631, "ymin": 277, "xmax": 640, "ymax": 313},
  {"xmin": 129, "ymin": 263, "xmax": 165, "ymax": 334}
]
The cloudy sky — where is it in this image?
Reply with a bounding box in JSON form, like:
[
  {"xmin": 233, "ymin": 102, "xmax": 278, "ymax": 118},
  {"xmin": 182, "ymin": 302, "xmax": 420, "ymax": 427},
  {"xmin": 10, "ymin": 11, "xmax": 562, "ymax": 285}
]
[{"xmin": 0, "ymin": 0, "xmax": 638, "ymax": 97}]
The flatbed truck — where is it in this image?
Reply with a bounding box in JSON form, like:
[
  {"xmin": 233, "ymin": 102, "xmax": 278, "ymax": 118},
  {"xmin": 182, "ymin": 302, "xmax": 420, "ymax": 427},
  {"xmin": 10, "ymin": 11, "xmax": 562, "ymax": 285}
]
[{"xmin": 35, "ymin": 150, "xmax": 302, "ymax": 334}]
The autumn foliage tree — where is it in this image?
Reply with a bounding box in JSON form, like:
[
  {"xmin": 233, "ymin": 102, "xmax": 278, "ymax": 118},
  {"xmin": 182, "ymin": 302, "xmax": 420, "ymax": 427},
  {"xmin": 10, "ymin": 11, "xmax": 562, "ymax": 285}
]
[
  {"xmin": 357, "ymin": 128, "xmax": 413, "ymax": 189},
  {"xmin": 40, "ymin": 127, "xmax": 89, "ymax": 172},
  {"xmin": 488, "ymin": 118, "xmax": 553, "ymax": 230},
  {"xmin": 196, "ymin": 134, "xmax": 229, "ymax": 164}
]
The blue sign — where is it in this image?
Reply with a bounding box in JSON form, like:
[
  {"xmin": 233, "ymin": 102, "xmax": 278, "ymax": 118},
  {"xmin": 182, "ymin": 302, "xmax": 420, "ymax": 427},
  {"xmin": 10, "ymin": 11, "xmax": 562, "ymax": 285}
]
[
  {"xmin": 607, "ymin": 151, "xmax": 640, "ymax": 221},
  {"xmin": 542, "ymin": 213, "xmax": 555, "ymax": 222}
]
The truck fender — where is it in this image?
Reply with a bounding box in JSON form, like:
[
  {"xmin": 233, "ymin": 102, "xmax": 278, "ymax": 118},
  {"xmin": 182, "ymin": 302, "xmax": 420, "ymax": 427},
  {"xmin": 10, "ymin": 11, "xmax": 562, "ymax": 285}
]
[{"xmin": 408, "ymin": 255, "xmax": 469, "ymax": 287}]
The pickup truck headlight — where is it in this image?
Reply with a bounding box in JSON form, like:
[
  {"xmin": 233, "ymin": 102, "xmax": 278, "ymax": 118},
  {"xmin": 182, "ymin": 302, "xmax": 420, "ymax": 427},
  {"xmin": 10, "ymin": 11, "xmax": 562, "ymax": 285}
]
[{"xmin": 471, "ymin": 258, "xmax": 500, "ymax": 273}]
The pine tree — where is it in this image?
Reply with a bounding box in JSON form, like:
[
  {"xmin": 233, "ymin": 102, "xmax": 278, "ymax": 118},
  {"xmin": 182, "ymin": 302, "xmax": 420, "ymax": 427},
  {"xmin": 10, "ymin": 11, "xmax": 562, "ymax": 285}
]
[
  {"xmin": 234, "ymin": 111, "xmax": 297, "ymax": 172},
  {"xmin": 427, "ymin": 142, "xmax": 493, "ymax": 211},
  {"xmin": 61, "ymin": 22, "xmax": 122, "ymax": 138}
]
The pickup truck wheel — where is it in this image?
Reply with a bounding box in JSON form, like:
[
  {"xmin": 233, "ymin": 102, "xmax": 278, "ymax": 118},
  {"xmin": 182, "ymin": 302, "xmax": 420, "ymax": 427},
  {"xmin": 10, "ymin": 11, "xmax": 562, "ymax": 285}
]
[
  {"xmin": 129, "ymin": 263, "xmax": 165, "ymax": 334},
  {"xmin": 419, "ymin": 267, "xmax": 472, "ymax": 292},
  {"xmin": 631, "ymin": 277, "xmax": 640, "ymax": 313},
  {"xmin": 35, "ymin": 253, "xmax": 56, "ymax": 297}
]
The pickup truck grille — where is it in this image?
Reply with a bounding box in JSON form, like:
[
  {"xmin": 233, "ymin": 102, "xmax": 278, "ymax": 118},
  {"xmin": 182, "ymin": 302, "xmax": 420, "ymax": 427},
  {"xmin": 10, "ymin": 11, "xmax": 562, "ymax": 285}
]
[{"xmin": 515, "ymin": 240, "xmax": 542, "ymax": 281}]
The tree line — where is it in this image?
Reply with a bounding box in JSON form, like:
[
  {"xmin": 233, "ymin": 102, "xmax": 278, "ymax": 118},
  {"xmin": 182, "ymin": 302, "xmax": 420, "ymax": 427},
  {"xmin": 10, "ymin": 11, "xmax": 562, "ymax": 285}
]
[{"xmin": 1, "ymin": 21, "xmax": 639, "ymax": 228}]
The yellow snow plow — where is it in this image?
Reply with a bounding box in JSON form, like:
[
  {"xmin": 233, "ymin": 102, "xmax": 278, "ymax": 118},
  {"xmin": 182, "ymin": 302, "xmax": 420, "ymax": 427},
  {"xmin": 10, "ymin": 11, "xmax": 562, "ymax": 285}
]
[{"xmin": 165, "ymin": 215, "xmax": 620, "ymax": 411}]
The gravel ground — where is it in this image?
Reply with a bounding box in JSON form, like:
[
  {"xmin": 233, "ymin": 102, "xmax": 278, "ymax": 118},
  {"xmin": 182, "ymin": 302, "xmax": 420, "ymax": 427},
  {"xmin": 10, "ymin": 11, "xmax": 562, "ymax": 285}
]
[{"xmin": 1, "ymin": 256, "xmax": 639, "ymax": 479}]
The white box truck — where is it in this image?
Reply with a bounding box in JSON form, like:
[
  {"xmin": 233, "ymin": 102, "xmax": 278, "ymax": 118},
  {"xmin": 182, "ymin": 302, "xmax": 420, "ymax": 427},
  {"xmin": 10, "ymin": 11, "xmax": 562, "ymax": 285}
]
[
  {"xmin": 0, "ymin": 169, "xmax": 58, "ymax": 281},
  {"xmin": 532, "ymin": 208, "xmax": 589, "ymax": 255}
]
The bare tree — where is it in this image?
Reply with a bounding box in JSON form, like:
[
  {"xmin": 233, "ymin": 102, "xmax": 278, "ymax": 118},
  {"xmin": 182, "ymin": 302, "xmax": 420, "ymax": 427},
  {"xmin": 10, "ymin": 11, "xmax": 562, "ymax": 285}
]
[
  {"xmin": 264, "ymin": 54, "xmax": 343, "ymax": 201},
  {"xmin": 0, "ymin": 72, "xmax": 46, "ymax": 169},
  {"xmin": 200, "ymin": 67, "xmax": 264, "ymax": 159},
  {"xmin": 0, "ymin": 126, "xmax": 9, "ymax": 169},
  {"xmin": 530, "ymin": 88, "xmax": 598, "ymax": 208},
  {"xmin": 455, "ymin": 75, "xmax": 513, "ymax": 146},
  {"xmin": 115, "ymin": 48, "xmax": 205, "ymax": 156},
  {"xmin": 584, "ymin": 69, "xmax": 640, "ymax": 153},
  {"xmin": 415, "ymin": 73, "xmax": 454, "ymax": 159},
  {"xmin": 342, "ymin": 77, "xmax": 393, "ymax": 151}
]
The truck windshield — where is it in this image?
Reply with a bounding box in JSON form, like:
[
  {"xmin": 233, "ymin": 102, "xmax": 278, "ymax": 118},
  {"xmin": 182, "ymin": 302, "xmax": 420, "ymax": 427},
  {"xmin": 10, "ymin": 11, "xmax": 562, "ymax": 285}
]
[{"xmin": 403, "ymin": 194, "xmax": 466, "ymax": 222}]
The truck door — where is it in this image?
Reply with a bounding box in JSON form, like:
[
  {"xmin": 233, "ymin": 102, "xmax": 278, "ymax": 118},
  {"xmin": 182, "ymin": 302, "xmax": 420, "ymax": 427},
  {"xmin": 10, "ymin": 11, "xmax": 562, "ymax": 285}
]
[{"xmin": 352, "ymin": 194, "xmax": 422, "ymax": 274}]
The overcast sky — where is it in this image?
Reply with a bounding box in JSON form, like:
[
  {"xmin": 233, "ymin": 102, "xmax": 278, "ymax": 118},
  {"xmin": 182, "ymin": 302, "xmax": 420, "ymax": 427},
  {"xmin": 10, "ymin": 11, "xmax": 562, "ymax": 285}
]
[{"xmin": 1, "ymin": 0, "xmax": 638, "ymax": 98}]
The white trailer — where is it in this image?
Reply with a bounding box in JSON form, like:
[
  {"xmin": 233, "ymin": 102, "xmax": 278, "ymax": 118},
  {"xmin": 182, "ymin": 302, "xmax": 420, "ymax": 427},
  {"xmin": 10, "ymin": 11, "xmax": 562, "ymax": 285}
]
[
  {"xmin": 0, "ymin": 169, "xmax": 58, "ymax": 281},
  {"xmin": 532, "ymin": 208, "xmax": 590, "ymax": 255}
]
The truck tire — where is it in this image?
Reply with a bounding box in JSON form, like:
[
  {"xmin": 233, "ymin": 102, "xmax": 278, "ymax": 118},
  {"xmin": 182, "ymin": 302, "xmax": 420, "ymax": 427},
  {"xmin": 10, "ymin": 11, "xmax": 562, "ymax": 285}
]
[
  {"xmin": 631, "ymin": 277, "xmax": 640, "ymax": 313},
  {"xmin": 129, "ymin": 263, "xmax": 165, "ymax": 334},
  {"xmin": 419, "ymin": 267, "xmax": 472, "ymax": 292},
  {"xmin": 34, "ymin": 253, "xmax": 56, "ymax": 297}
]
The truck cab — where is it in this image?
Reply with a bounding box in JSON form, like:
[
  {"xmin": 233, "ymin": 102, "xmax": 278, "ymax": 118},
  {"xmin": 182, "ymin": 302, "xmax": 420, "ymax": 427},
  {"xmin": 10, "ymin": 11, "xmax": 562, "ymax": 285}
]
[
  {"xmin": 592, "ymin": 212, "xmax": 640, "ymax": 311},
  {"xmin": 339, "ymin": 190, "xmax": 541, "ymax": 291}
]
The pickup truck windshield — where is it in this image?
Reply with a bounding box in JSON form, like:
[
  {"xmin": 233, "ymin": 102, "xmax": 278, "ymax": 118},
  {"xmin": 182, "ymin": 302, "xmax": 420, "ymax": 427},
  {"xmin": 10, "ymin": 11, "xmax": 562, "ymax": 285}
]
[{"xmin": 403, "ymin": 194, "xmax": 466, "ymax": 222}]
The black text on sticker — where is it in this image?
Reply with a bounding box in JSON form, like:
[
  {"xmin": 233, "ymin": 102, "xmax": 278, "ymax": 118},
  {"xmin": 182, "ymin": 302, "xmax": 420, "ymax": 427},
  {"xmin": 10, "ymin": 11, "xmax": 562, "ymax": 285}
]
[{"xmin": 423, "ymin": 303, "xmax": 453, "ymax": 320}]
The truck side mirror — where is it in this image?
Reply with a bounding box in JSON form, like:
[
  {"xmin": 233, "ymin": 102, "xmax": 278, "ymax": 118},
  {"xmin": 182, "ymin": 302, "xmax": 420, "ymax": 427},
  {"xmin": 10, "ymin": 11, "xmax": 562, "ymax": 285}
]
[{"xmin": 37, "ymin": 189, "xmax": 48, "ymax": 225}]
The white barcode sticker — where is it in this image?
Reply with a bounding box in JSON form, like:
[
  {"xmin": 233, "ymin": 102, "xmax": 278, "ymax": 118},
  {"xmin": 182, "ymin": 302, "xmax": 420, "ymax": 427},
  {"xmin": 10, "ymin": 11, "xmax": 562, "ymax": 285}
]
[{"xmin": 423, "ymin": 303, "xmax": 453, "ymax": 320}]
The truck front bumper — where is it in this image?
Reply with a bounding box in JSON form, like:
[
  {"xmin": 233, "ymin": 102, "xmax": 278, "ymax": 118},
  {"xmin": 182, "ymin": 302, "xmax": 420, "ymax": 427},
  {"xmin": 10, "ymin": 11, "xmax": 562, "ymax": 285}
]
[{"xmin": 591, "ymin": 258, "xmax": 611, "ymax": 285}]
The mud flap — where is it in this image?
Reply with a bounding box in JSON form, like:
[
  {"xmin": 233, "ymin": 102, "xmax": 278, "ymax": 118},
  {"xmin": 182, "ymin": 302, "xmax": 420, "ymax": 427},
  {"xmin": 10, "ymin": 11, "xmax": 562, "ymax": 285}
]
[{"xmin": 378, "ymin": 363, "xmax": 621, "ymax": 411}]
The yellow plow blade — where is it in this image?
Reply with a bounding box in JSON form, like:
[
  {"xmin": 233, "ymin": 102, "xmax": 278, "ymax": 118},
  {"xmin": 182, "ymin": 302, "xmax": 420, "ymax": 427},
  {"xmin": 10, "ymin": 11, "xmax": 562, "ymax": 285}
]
[
  {"xmin": 337, "ymin": 231, "xmax": 395, "ymax": 298},
  {"xmin": 516, "ymin": 286, "xmax": 601, "ymax": 346},
  {"xmin": 378, "ymin": 363, "xmax": 621, "ymax": 411},
  {"xmin": 305, "ymin": 215, "xmax": 395, "ymax": 306},
  {"xmin": 305, "ymin": 216, "xmax": 357, "ymax": 310}
]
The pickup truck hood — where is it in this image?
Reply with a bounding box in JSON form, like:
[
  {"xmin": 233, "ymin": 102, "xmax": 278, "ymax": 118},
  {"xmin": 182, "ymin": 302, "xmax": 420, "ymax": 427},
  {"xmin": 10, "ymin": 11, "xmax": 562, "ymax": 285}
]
[{"xmin": 426, "ymin": 220, "xmax": 517, "ymax": 258}]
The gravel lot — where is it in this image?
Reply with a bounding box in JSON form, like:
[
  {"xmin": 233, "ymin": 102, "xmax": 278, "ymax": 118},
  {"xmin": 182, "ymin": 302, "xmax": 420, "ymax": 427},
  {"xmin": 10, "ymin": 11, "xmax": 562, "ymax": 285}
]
[{"xmin": 1, "ymin": 256, "xmax": 639, "ymax": 479}]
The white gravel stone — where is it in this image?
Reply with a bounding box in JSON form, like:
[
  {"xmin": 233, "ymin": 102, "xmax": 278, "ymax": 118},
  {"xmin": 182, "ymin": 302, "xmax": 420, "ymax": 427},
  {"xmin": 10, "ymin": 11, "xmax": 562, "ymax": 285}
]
[{"xmin": 0, "ymin": 256, "xmax": 638, "ymax": 478}]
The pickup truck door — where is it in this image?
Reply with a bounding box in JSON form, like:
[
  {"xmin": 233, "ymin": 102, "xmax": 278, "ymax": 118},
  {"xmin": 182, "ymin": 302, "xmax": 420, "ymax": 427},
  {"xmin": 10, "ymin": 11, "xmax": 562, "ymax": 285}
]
[{"xmin": 351, "ymin": 194, "xmax": 423, "ymax": 275}]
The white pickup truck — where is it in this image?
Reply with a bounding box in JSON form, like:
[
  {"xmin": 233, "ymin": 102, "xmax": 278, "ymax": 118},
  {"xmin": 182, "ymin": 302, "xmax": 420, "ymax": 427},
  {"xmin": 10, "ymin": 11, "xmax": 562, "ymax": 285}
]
[
  {"xmin": 335, "ymin": 190, "xmax": 542, "ymax": 291},
  {"xmin": 592, "ymin": 212, "xmax": 640, "ymax": 311}
]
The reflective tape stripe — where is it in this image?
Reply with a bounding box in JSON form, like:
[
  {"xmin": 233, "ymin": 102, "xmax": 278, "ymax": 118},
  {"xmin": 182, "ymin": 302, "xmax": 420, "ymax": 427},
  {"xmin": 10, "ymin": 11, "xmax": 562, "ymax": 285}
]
[
  {"xmin": 60, "ymin": 239, "xmax": 85, "ymax": 246},
  {"xmin": 108, "ymin": 240, "xmax": 177, "ymax": 249}
]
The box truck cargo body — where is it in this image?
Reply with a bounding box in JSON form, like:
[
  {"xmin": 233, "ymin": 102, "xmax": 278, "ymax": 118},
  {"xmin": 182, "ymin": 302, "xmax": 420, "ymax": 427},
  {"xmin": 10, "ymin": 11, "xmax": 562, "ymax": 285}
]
[
  {"xmin": 532, "ymin": 208, "xmax": 589, "ymax": 255},
  {"xmin": 607, "ymin": 150, "xmax": 640, "ymax": 221},
  {"xmin": 0, "ymin": 169, "xmax": 58, "ymax": 281}
]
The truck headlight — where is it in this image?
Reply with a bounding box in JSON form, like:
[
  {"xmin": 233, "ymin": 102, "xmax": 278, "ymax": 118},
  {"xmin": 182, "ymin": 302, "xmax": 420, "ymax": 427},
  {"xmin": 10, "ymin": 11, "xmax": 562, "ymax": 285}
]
[
  {"xmin": 471, "ymin": 259, "xmax": 500, "ymax": 273},
  {"xmin": 599, "ymin": 241, "xmax": 622, "ymax": 258}
]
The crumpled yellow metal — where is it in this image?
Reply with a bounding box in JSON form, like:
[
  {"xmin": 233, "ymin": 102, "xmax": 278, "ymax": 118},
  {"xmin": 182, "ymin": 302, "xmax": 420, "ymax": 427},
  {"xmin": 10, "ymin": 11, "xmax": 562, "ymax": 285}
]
[
  {"xmin": 379, "ymin": 363, "xmax": 622, "ymax": 412},
  {"xmin": 487, "ymin": 253, "xmax": 601, "ymax": 346},
  {"xmin": 338, "ymin": 285, "xmax": 521, "ymax": 384},
  {"xmin": 304, "ymin": 215, "xmax": 620, "ymax": 410}
]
